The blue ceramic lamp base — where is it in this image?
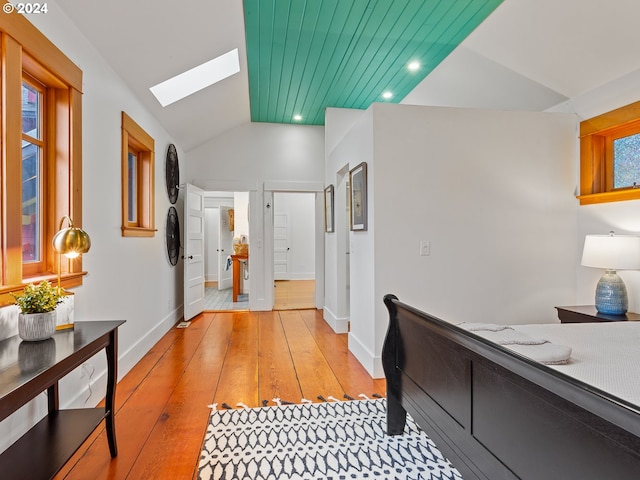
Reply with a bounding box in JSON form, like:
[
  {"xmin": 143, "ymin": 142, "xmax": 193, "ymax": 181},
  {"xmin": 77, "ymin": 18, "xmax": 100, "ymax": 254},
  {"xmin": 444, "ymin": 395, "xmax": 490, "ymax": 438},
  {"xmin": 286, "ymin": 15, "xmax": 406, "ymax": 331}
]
[{"xmin": 595, "ymin": 269, "xmax": 628, "ymax": 315}]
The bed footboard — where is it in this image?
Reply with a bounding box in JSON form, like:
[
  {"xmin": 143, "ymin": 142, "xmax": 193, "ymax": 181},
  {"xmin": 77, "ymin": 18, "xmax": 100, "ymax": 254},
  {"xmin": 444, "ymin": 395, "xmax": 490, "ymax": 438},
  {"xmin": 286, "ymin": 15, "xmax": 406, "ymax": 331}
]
[{"xmin": 382, "ymin": 294, "xmax": 640, "ymax": 480}]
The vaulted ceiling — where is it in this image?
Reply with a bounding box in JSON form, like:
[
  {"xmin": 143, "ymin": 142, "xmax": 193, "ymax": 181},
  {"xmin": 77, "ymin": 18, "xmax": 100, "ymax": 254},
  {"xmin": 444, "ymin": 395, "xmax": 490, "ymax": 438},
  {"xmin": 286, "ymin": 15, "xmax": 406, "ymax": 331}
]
[{"xmin": 53, "ymin": 0, "xmax": 640, "ymax": 151}]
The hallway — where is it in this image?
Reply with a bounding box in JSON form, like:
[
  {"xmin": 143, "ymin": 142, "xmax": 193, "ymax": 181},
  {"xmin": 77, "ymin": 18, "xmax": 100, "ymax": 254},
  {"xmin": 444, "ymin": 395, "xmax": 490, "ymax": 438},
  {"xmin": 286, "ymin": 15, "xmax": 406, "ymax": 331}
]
[{"xmin": 55, "ymin": 309, "xmax": 384, "ymax": 479}]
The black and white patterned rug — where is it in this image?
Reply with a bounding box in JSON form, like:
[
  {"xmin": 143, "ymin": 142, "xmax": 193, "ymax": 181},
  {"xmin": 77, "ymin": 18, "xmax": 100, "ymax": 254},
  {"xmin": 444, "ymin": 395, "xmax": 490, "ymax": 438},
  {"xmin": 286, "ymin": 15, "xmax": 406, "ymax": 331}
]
[{"xmin": 198, "ymin": 398, "xmax": 463, "ymax": 479}]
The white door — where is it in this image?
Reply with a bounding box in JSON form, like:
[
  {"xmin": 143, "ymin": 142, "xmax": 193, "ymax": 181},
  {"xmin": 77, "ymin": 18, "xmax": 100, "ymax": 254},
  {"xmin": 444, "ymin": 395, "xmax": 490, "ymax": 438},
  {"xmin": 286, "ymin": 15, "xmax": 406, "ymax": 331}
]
[
  {"xmin": 218, "ymin": 205, "xmax": 234, "ymax": 290},
  {"xmin": 273, "ymin": 212, "xmax": 290, "ymax": 280},
  {"xmin": 204, "ymin": 207, "xmax": 220, "ymax": 284},
  {"xmin": 183, "ymin": 183, "xmax": 205, "ymax": 320}
]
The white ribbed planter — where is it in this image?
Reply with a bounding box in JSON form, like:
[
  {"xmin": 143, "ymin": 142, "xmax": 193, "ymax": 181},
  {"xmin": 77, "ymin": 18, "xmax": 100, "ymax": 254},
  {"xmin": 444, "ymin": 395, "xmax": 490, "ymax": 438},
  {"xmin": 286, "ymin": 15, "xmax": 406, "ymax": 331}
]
[{"xmin": 18, "ymin": 311, "xmax": 56, "ymax": 341}]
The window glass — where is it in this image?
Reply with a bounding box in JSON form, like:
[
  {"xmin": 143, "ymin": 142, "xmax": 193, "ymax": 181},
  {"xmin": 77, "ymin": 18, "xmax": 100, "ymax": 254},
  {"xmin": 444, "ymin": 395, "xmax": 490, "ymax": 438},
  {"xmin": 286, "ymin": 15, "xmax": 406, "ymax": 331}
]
[
  {"xmin": 128, "ymin": 150, "xmax": 138, "ymax": 223},
  {"xmin": 613, "ymin": 132, "xmax": 640, "ymax": 189},
  {"xmin": 22, "ymin": 83, "xmax": 39, "ymax": 137},
  {"xmin": 22, "ymin": 141, "xmax": 40, "ymax": 262},
  {"xmin": 21, "ymin": 82, "xmax": 42, "ymax": 263}
]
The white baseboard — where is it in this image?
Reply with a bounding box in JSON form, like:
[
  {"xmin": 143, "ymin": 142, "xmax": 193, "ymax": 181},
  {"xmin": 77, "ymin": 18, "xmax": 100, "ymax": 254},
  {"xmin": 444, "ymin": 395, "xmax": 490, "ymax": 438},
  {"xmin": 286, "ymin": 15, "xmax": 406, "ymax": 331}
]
[
  {"xmin": 249, "ymin": 297, "xmax": 272, "ymax": 311},
  {"xmin": 348, "ymin": 332, "xmax": 384, "ymax": 379},
  {"xmin": 323, "ymin": 306, "xmax": 349, "ymax": 334},
  {"xmin": 66, "ymin": 304, "xmax": 183, "ymax": 410},
  {"xmin": 119, "ymin": 305, "xmax": 183, "ymax": 379},
  {"xmin": 287, "ymin": 273, "xmax": 315, "ymax": 280}
]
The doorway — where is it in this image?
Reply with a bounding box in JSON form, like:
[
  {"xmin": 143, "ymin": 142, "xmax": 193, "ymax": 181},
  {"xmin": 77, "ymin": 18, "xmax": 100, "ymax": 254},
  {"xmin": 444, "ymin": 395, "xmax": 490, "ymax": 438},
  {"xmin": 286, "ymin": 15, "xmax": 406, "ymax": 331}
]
[
  {"xmin": 272, "ymin": 192, "xmax": 316, "ymax": 310},
  {"xmin": 203, "ymin": 191, "xmax": 250, "ymax": 311}
]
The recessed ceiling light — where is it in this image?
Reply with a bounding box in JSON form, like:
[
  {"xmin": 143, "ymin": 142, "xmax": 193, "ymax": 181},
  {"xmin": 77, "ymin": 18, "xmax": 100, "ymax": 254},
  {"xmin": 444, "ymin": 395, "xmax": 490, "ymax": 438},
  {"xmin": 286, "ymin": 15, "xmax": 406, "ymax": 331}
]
[
  {"xmin": 408, "ymin": 61, "xmax": 420, "ymax": 72},
  {"xmin": 293, "ymin": 114, "xmax": 302, "ymax": 121},
  {"xmin": 382, "ymin": 91, "xmax": 393, "ymax": 99},
  {"xmin": 150, "ymin": 48, "xmax": 240, "ymax": 107}
]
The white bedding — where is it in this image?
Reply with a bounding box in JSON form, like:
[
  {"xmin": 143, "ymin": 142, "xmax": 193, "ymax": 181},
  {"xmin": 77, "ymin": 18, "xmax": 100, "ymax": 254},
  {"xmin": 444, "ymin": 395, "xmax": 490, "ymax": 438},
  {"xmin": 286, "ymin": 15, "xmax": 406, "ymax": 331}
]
[{"xmin": 507, "ymin": 322, "xmax": 640, "ymax": 407}]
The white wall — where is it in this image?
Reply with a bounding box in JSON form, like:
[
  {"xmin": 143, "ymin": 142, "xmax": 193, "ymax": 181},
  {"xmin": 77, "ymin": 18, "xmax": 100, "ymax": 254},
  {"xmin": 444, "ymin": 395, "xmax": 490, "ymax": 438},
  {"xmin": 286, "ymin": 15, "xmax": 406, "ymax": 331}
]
[
  {"xmin": 549, "ymin": 67, "xmax": 640, "ymax": 314},
  {"xmin": 234, "ymin": 192, "xmax": 250, "ymax": 241},
  {"xmin": 188, "ymin": 123, "xmax": 324, "ymax": 184},
  {"xmin": 0, "ymin": 3, "xmax": 184, "ymax": 454},
  {"xmin": 274, "ymin": 192, "xmax": 316, "ymax": 280},
  {"xmin": 402, "ymin": 13, "xmax": 640, "ymax": 319},
  {"xmin": 323, "ymin": 108, "xmax": 367, "ymax": 332},
  {"xmin": 187, "ymin": 122, "xmax": 324, "ymax": 310},
  {"xmin": 328, "ymin": 103, "xmax": 579, "ymax": 377}
]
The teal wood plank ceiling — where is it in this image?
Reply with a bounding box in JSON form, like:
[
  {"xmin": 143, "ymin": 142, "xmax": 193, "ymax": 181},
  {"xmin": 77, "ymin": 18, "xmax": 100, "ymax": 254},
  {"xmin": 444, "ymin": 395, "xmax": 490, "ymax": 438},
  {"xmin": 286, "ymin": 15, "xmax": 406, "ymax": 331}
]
[{"xmin": 243, "ymin": 0, "xmax": 503, "ymax": 125}]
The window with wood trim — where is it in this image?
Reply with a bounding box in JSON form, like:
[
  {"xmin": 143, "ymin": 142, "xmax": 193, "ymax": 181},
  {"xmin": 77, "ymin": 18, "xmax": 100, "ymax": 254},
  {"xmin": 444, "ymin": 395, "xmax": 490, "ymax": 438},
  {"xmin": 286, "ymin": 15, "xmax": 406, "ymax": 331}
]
[
  {"xmin": 21, "ymin": 77, "xmax": 45, "ymax": 275},
  {"xmin": 121, "ymin": 112, "xmax": 155, "ymax": 237},
  {"xmin": 0, "ymin": 11, "xmax": 84, "ymax": 307},
  {"xmin": 579, "ymin": 100, "xmax": 640, "ymax": 205}
]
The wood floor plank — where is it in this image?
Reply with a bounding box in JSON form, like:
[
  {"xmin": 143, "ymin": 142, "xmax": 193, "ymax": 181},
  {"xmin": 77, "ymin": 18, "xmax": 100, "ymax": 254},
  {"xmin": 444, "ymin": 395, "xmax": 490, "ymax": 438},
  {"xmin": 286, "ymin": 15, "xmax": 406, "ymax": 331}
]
[
  {"xmin": 257, "ymin": 311, "xmax": 302, "ymax": 404},
  {"xmin": 279, "ymin": 310, "xmax": 343, "ymax": 401},
  {"xmin": 126, "ymin": 313, "xmax": 233, "ymax": 479},
  {"xmin": 212, "ymin": 312, "xmax": 260, "ymax": 408},
  {"xmin": 273, "ymin": 280, "xmax": 315, "ymax": 310},
  {"xmin": 300, "ymin": 309, "xmax": 387, "ymax": 398},
  {"xmin": 58, "ymin": 314, "xmax": 218, "ymax": 480},
  {"xmin": 54, "ymin": 323, "xmax": 190, "ymax": 479}
]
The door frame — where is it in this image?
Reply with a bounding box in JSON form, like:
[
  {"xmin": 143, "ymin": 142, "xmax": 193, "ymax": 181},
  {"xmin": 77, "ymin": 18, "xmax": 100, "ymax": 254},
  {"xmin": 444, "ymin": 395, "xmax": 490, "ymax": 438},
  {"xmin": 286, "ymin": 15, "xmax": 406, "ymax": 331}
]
[
  {"xmin": 194, "ymin": 180, "xmax": 324, "ymax": 311},
  {"xmin": 198, "ymin": 179, "xmax": 260, "ymax": 310},
  {"xmin": 264, "ymin": 181, "xmax": 325, "ymax": 310}
]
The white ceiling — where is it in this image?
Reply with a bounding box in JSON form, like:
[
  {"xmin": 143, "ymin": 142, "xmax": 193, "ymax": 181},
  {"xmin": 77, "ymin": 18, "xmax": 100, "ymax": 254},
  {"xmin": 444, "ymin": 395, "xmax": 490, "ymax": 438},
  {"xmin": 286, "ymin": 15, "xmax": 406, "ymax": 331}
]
[
  {"xmin": 56, "ymin": 0, "xmax": 250, "ymax": 151},
  {"xmin": 56, "ymin": 0, "xmax": 640, "ymax": 151}
]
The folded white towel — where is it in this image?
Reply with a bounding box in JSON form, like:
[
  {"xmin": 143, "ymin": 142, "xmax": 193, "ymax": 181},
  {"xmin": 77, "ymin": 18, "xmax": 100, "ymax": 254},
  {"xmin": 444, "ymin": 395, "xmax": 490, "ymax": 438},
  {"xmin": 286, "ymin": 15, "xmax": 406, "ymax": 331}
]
[
  {"xmin": 457, "ymin": 322, "xmax": 571, "ymax": 364},
  {"xmin": 472, "ymin": 328, "xmax": 549, "ymax": 346},
  {"xmin": 506, "ymin": 342, "xmax": 572, "ymax": 365},
  {"xmin": 457, "ymin": 322, "xmax": 510, "ymax": 332}
]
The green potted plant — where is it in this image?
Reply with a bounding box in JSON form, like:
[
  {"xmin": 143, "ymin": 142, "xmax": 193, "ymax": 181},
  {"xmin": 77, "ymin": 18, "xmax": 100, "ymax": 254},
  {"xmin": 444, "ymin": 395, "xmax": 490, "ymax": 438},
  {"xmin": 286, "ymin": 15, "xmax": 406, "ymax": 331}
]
[{"xmin": 11, "ymin": 281, "xmax": 61, "ymax": 341}]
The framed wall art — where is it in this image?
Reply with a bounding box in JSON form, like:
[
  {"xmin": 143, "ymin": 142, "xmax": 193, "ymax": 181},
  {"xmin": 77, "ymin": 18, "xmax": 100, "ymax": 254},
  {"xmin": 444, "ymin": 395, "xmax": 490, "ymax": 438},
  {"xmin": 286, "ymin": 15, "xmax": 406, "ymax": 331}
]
[
  {"xmin": 324, "ymin": 185, "xmax": 334, "ymax": 233},
  {"xmin": 349, "ymin": 162, "xmax": 367, "ymax": 231}
]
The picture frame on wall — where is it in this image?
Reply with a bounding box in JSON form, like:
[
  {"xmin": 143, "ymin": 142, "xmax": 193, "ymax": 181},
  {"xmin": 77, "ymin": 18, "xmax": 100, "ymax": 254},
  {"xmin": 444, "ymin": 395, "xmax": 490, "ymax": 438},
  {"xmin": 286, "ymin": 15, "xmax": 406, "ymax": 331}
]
[
  {"xmin": 324, "ymin": 185, "xmax": 334, "ymax": 233},
  {"xmin": 349, "ymin": 162, "xmax": 367, "ymax": 231}
]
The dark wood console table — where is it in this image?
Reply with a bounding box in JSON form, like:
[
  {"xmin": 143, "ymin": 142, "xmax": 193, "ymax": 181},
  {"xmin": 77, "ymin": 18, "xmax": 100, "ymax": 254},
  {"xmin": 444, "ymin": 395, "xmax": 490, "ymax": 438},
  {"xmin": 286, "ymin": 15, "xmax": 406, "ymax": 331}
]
[
  {"xmin": 0, "ymin": 320, "xmax": 125, "ymax": 479},
  {"xmin": 555, "ymin": 305, "xmax": 640, "ymax": 323}
]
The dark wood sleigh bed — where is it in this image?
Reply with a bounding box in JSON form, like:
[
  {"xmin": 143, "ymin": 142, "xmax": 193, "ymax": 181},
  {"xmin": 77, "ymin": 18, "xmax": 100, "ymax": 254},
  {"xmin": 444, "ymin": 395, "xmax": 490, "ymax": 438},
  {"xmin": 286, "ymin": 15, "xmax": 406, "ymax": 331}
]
[{"xmin": 382, "ymin": 294, "xmax": 640, "ymax": 480}]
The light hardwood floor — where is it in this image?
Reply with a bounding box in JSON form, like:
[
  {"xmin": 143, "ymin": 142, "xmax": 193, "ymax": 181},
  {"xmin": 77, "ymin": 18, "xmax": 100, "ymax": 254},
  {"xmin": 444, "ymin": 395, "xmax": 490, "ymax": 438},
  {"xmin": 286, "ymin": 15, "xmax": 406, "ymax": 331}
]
[
  {"xmin": 55, "ymin": 309, "xmax": 385, "ymax": 479},
  {"xmin": 273, "ymin": 279, "xmax": 315, "ymax": 310}
]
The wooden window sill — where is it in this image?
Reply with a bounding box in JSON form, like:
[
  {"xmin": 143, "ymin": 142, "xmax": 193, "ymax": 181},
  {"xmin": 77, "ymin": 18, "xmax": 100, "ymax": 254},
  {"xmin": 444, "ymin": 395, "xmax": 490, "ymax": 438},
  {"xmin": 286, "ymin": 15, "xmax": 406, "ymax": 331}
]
[
  {"xmin": 0, "ymin": 272, "xmax": 86, "ymax": 308},
  {"xmin": 577, "ymin": 189, "xmax": 640, "ymax": 205},
  {"xmin": 122, "ymin": 226, "xmax": 157, "ymax": 237}
]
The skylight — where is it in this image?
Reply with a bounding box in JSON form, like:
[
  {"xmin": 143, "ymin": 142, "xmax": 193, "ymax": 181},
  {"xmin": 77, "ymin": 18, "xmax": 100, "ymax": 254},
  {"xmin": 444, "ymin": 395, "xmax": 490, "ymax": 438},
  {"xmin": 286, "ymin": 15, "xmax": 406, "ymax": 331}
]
[{"xmin": 150, "ymin": 48, "xmax": 240, "ymax": 107}]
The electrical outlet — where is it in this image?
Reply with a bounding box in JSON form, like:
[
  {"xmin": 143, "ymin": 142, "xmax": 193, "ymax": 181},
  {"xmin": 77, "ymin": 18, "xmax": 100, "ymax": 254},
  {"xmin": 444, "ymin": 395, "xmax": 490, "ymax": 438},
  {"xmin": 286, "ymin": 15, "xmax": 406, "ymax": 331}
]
[{"xmin": 420, "ymin": 240, "xmax": 430, "ymax": 256}]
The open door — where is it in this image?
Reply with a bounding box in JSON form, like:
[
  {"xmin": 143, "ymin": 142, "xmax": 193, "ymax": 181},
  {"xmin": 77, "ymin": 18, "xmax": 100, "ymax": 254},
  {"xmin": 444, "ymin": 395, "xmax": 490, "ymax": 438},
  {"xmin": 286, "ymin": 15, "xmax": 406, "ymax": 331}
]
[
  {"xmin": 183, "ymin": 183, "xmax": 205, "ymax": 320},
  {"xmin": 218, "ymin": 205, "xmax": 233, "ymax": 290},
  {"xmin": 273, "ymin": 212, "xmax": 290, "ymax": 280}
]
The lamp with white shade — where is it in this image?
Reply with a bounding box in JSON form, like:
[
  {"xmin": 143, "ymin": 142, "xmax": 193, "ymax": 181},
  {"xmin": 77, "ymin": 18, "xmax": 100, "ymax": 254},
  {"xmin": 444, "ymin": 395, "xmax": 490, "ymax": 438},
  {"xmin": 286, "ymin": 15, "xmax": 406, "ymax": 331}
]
[{"xmin": 581, "ymin": 231, "xmax": 640, "ymax": 315}]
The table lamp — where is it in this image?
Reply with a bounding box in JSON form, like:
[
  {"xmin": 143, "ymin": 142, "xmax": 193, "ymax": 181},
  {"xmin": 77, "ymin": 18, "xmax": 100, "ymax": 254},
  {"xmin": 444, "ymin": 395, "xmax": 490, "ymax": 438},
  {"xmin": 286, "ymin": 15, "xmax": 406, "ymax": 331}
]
[
  {"xmin": 52, "ymin": 215, "xmax": 91, "ymax": 293},
  {"xmin": 581, "ymin": 231, "xmax": 640, "ymax": 314}
]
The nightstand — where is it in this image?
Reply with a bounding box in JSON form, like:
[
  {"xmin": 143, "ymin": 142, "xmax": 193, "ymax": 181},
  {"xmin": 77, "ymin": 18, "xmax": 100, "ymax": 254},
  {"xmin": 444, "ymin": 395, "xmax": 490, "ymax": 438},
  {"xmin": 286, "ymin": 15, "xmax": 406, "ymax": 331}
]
[{"xmin": 555, "ymin": 305, "xmax": 640, "ymax": 323}]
